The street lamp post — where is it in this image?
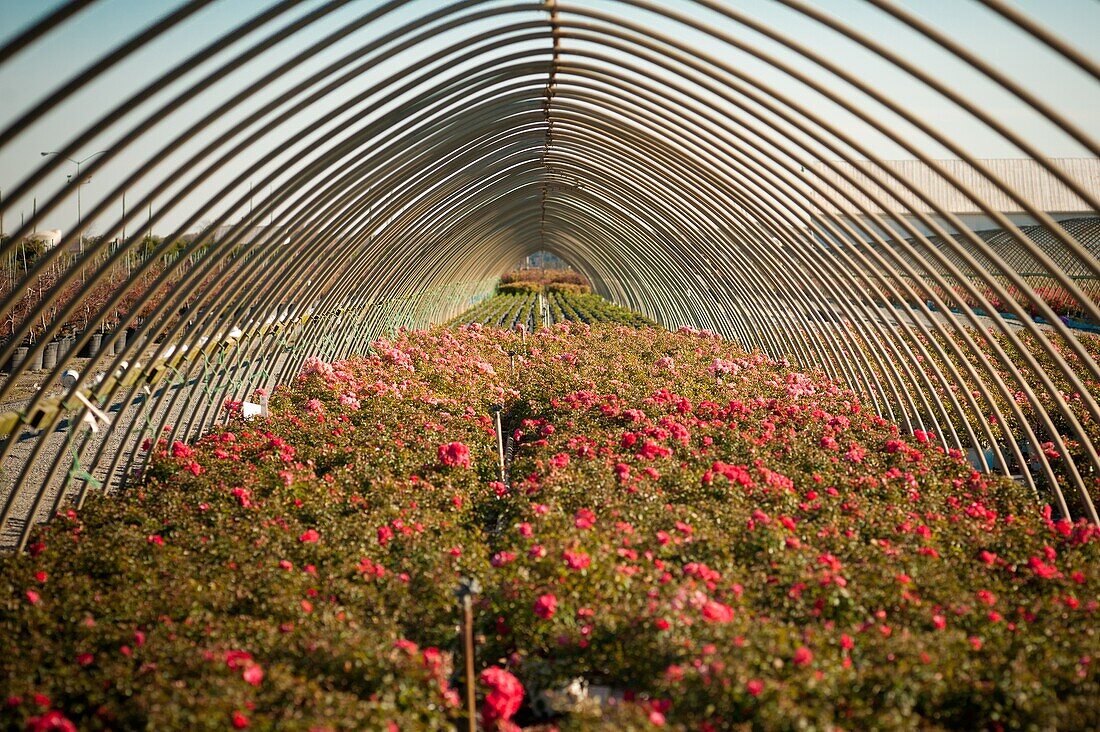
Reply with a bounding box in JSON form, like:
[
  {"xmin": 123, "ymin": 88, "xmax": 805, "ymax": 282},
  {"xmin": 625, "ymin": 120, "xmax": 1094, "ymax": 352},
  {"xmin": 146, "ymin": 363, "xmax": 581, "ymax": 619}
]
[
  {"xmin": 66, "ymin": 173, "xmax": 92, "ymax": 257},
  {"xmin": 40, "ymin": 150, "xmax": 107, "ymax": 257}
]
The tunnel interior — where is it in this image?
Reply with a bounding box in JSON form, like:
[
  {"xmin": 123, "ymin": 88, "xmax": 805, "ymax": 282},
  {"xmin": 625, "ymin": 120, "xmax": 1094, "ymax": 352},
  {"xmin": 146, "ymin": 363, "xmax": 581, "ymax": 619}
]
[{"xmin": 0, "ymin": 0, "xmax": 1099, "ymax": 548}]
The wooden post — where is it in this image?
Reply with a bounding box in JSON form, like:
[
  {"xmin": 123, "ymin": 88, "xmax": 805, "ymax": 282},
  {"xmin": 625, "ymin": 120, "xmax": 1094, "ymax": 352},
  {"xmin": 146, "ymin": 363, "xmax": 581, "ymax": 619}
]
[
  {"xmin": 491, "ymin": 404, "xmax": 505, "ymax": 482},
  {"xmin": 456, "ymin": 578, "xmax": 481, "ymax": 732},
  {"xmin": 464, "ymin": 593, "xmax": 476, "ymax": 732}
]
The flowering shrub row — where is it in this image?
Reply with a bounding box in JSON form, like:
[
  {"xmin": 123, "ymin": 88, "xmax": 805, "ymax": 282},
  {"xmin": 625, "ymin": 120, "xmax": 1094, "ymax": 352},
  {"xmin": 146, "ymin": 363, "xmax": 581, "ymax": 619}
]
[
  {"xmin": 878, "ymin": 274, "xmax": 1100, "ymax": 323},
  {"xmin": 827, "ymin": 319, "xmax": 1100, "ymax": 513},
  {"xmin": 454, "ymin": 292, "xmax": 539, "ymax": 329},
  {"xmin": 0, "ymin": 322, "xmax": 1097, "ymax": 730},
  {"xmin": 499, "ymin": 268, "xmax": 591, "ymax": 295},
  {"xmin": 452, "ymin": 291, "xmax": 655, "ymax": 330},
  {"xmin": 546, "ymin": 291, "xmax": 655, "ymax": 327}
]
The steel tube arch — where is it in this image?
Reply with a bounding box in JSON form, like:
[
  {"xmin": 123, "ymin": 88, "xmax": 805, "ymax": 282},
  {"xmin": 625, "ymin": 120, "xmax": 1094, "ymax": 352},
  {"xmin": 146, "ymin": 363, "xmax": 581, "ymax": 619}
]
[
  {"xmin": 1, "ymin": 0, "xmax": 1099, "ymax": 546},
  {"xmin": 539, "ymin": 19, "xmax": 1098, "ymax": 510}
]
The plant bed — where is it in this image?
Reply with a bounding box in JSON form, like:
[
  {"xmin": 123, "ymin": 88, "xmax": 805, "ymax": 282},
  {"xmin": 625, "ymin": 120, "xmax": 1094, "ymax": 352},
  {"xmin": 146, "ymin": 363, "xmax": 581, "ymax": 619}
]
[
  {"xmin": 498, "ymin": 268, "xmax": 591, "ymax": 295},
  {"xmin": 453, "ymin": 292, "xmax": 654, "ymax": 328},
  {"xmin": 0, "ymin": 323, "xmax": 1097, "ymax": 730}
]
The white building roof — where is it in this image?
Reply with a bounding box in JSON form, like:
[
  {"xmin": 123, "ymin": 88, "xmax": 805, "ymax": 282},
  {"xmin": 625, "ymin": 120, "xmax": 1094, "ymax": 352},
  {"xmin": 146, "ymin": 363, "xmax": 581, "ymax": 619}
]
[{"xmin": 806, "ymin": 158, "xmax": 1099, "ymax": 215}]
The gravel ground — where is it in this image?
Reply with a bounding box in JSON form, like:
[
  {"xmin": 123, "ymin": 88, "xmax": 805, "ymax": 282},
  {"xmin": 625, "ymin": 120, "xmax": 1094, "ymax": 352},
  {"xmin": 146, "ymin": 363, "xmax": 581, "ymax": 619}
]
[{"xmin": 0, "ymin": 341, "xmax": 293, "ymax": 551}]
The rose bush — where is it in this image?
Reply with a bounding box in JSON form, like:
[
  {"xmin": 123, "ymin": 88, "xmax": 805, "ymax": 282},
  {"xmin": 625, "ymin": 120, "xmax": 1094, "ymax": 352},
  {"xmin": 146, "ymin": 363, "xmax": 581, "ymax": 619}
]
[
  {"xmin": 831, "ymin": 319, "xmax": 1100, "ymax": 514},
  {"xmin": 0, "ymin": 322, "xmax": 1097, "ymax": 730}
]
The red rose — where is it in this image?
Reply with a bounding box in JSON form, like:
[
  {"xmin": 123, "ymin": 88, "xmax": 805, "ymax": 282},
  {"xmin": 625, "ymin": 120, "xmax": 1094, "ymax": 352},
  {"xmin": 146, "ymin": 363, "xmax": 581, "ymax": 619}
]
[
  {"xmin": 225, "ymin": 650, "xmax": 253, "ymax": 669},
  {"xmin": 170, "ymin": 441, "xmax": 193, "ymax": 459},
  {"xmin": 701, "ymin": 600, "xmax": 734, "ymax": 624},
  {"xmin": 437, "ymin": 442, "xmax": 472, "ymax": 468},
  {"xmin": 491, "ymin": 551, "xmax": 516, "ymax": 568},
  {"xmin": 25, "ymin": 710, "xmax": 76, "ymax": 732},
  {"xmin": 563, "ymin": 550, "xmax": 590, "ymax": 571},
  {"xmin": 479, "ymin": 666, "xmax": 525, "ymax": 726},
  {"xmin": 792, "ymin": 646, "xmax": 813, "ymax": 666},
  {"xmin": 534, "ymin": 593, "xmax": 557, "ymax": 620},
  {"xmin": 1028, "ymin": 557, "xmax": 1060, "ymax": 579},
  {"xmin": 298, "ymin": 529, "xmax": 320, "ymax": 543}
]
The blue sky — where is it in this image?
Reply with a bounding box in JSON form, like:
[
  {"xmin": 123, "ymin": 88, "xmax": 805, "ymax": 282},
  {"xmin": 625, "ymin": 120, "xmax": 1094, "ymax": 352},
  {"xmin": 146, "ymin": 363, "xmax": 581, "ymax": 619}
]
[{"xmin": 0, "ymin": 0, "xmax": 1097, "ymax": 238}]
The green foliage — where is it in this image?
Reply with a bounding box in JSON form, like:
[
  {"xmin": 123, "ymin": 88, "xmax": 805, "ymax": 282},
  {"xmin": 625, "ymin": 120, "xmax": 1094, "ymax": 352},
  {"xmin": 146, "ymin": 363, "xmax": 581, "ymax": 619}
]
[
  {"xmin": 453, "ymin": 291, "xmax": 654, "ymax": 328},
  {"xmin": 11, "ymin": 237, "xmax": 46, "ymax": 271},
  {"xmin": 138, "ymin": 235, "xmax": 163, "ymax": 259},
  {"xmin": 1, "ymin": 325, "xmax": 1097, "ymax": 730}
]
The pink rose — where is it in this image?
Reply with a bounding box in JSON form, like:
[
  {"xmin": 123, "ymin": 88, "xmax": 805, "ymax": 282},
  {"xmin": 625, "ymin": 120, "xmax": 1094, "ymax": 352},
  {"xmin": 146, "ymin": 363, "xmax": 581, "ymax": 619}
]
[
  {"xmin": 701, "ymin": 600, "xmax": 734, "ymax": 624},
  {"xmin": 243, "ymin": 664, "xmax": 264, "ymax": 686}
]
